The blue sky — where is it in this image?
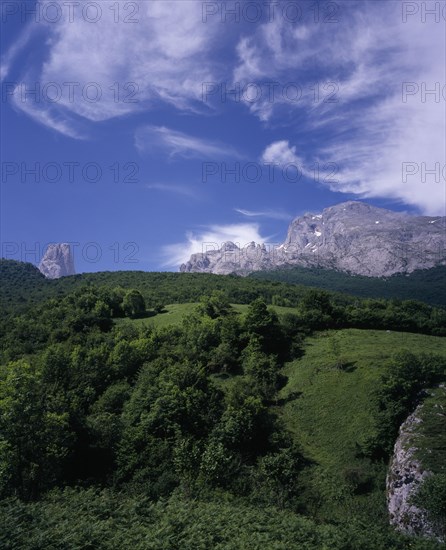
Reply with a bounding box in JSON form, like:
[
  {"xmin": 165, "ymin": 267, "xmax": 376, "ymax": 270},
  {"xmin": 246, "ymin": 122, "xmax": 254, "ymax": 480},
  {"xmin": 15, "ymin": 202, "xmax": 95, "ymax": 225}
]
[{"xmin": 1, "ymin": 0, "xmax": 445, "ymax": 272}]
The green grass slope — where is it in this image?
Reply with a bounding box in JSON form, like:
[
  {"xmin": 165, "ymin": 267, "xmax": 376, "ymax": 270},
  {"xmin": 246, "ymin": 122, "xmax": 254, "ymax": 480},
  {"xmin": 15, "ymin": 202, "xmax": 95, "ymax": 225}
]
[
  {"xmin": 280, "ymin": 329, "xmax": 446, "ymax": 467},
  {"xmin": 277, "ymin": 329, "xmax": 446, "ymax": 520},
  {"xmin": 115, "ymin": 302, "xmax": 302, "ymax": 329}
]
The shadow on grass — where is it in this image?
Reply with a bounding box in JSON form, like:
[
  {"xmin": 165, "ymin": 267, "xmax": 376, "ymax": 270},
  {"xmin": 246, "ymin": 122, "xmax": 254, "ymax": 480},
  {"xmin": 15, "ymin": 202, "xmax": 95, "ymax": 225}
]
[
  {"xmin": 130, "ymin": 310, "xmax": 158, "ymax": 320},
  {"xmin": 213, "ymin": 372, "xmax": 232, "ymax": 381},
  {"xmin": 275, "ymin": 390, "xmax": 303, "ymax": 406},
  {"xmin": 338, "ymin": 361, "xmax": 357, "ymax": 373}
]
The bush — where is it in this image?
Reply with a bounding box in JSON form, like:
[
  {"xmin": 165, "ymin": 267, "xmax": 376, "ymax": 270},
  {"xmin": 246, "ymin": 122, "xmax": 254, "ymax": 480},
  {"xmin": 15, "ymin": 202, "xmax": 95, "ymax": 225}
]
[{"xmin": 412, "ymin": 474, "xmax": 446, "ymax": 537}]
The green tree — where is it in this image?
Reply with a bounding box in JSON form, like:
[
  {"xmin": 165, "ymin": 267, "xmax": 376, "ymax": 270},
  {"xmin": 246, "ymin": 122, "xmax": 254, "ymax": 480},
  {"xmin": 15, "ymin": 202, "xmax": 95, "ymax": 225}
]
[
  {"xmin": 257, "ymin": 446, "xmax": 304, "ymax": 508},
  {"xmin": 199, "ymin": 439, "xmax": 236, "ymax": 488},
  {"xmin": 173, "ymin": 437, "xmax": 202, "ymax": 496},
  {"xmin": 0, "ymin": 360, "xmax": 74, "ymax": 499},
  {"xmin": 244, "ymin": 298, "xmax": 284, "ymax": 356},
  {"xmin": 214, "ymin": 395, "xmax": 268, "ymax": 458},
  {"xmin": 301, "ymin": 289, "xmax": 333, "ymax": 315},
  {"xmin": 198, "ymin": 291, "xmax": 233, "ymax": 319},
  {"xmin": 363, "ymin": 352, "xmax": 446, "ymax": 459},
  {"xmin": 244, "ymin": 298, "xmax": 274, "ymax": 336},
  {"xmin": 122, "ymin": 289, "xmax": 146, "ymax": 317},
  {"xmin": 242, "ymin": 339, "xmax": 280, "ymax": 400}
]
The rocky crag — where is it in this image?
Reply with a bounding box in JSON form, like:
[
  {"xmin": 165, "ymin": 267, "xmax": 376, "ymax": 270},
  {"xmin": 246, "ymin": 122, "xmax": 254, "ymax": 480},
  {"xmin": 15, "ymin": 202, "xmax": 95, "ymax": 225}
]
[
  {"xmin": 180, "ymin": 201, "xmax": 446, "ymax": 277},
  {"xmin": 386, "ymin": 406, "xmax": 433, "ymax": 539},
  {"xmin": 38, "ymin": 243, "xmax": 76, "ymax": 279},
  {"xmin": 387, "ymin": 395, "xmax": 445, "ymax": 543}
]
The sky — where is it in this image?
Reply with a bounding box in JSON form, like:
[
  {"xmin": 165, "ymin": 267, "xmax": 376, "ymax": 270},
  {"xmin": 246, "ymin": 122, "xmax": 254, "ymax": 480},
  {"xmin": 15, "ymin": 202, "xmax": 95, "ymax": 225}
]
[{"xmin": 1, "ymin": 0, "xmax": 445, "ymax": 273}]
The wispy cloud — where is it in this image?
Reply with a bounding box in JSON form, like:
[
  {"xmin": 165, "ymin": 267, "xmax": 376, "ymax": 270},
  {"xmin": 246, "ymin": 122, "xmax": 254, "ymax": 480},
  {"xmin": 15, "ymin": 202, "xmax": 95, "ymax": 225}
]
[
  {"xmin": 4, "ymin": 0, "xmax": 445, "ymax": 216},
  {"xmin": 162, "ymin": 223, "xmax": 268, "ymax": 267},
  {"xmin": 0, "ymin": 23, "xmax": 37, "ymax": 82},
  {"xmin": 145, "ymin": 182, "xmax": 200, "ymax": 199},
  {"xmin": 135, "ymin": 126, "xmax": 242, "ymax": 160},
  {"xmin": 233, "ymin": 4, "xmax": 397, "ymax": 120},
  {"xmin": 4, "ymin": 0, "xmax": 220, "ymax": 128},
  {"xmin": 236, "ymin": 2, "xmax": 446, "ymax": 215},
  {"xmin": 11, "ymin": 87, "xmax": 86, "ymax": 140},
  {"xmin": 235, "ymin": 208, "xmax": 291, "ymax": 221}
]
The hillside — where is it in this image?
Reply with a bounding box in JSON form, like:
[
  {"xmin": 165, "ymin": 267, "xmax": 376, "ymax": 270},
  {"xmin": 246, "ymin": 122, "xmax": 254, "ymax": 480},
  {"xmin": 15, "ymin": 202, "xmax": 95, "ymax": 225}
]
[
  {"xmin": 250, "ymin": 265, "xmax": 446, "ymax": 307},
  {"xmin": 2, "ymin": 260, "xmax": 446, "ymax": 318},
  {"xmin": 1, "ymin": 261, "xmax": 445, "ymax": 548},
  {"xmin": 0, "ymin": 259, "xmax": 340, "ymax": 315},
  {"xmin": 278, "ymin": 330, "xmax": 446, "ymax": 523}
]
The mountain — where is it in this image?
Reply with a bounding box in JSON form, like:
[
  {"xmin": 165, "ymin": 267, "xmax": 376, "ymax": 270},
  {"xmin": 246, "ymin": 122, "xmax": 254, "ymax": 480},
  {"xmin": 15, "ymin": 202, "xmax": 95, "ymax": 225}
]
[
  {"xmin": 38, "ymin": 243, "xmax": 76, "ymax": 279},
  {"xmin": 180, "ymin": 201, "xmax": 446, "ymax": 277}
]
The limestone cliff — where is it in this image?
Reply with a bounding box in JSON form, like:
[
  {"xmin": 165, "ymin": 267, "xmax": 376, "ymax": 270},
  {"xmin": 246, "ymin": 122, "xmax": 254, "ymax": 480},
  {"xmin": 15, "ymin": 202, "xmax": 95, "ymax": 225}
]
[
  {"xmin": 387, "ymin": 394, "xmax": 445, "ymax": 542},
  {"xmin": 180, "ymin": 201, "xmax": 446, "ymax": 277},
  {"xmin": 38, "ymin": 243, "xmax": 75, "ymax": 279}
]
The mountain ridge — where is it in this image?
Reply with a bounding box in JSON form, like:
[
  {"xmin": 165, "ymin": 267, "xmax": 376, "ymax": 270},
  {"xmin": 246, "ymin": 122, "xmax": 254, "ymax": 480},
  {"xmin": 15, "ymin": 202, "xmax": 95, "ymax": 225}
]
[{"xmin": 180, "ymin": 201, "xmax": 446, "ymax": 277}]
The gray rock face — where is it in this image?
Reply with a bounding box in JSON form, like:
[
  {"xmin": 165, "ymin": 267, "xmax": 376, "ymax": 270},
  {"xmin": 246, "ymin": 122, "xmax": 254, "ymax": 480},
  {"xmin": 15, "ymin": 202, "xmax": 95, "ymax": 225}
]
[
  {"xmin": 180, "ymin": 201, "xmax": 446, "ymax": 277},
  {"xmin": 386, "ymin": 402, "xmax": 443, "ymax": 542},
  {"xmin": 386, "ymin": 406, "xmax": 432, "ymax": 539},
  {"xmin": 38, "ymin": 243, "xmax": 75, "ymax": 279}
]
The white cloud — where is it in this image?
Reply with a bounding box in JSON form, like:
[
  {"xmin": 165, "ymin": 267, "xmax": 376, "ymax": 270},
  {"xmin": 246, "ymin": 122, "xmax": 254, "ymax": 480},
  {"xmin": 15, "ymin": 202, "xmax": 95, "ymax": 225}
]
[
  {"xmin": 235, "ymin": 208, "xmax": 291, "ymax": 221},
  {"xmin": 5, "ymin": 0, "xmax": 221, "ymax": 132},
  {"xmin": 135, "ymin": 126, "xmax": 241, "ymax": 160},
  {"xmin": 236, "ymin": 2, "xmax": 446, "ymax": 215},
  {"xmin": 162, "ymin": 223, "xmax": 267, "ymax": 267},
  {"xmin": 319, "ymin": 92, "xmax": 446, "ymax": 215},
  {"xmin": 261, "ymin": 141, "xmax": 313, "ymax": 179},
  {"xmin": 261, "ymin": 140, "xmax": 302, "ymax": 167},
  {"xmin": 314, "ymin": 16, "xmax": 446, "ymax": 215}
]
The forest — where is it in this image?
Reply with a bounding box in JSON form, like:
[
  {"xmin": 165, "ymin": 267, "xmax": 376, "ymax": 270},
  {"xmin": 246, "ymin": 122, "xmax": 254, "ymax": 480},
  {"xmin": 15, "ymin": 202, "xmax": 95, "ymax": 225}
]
[{"xmin": 250, "ymin": 265, "xmax": 446, "ymax": 307}]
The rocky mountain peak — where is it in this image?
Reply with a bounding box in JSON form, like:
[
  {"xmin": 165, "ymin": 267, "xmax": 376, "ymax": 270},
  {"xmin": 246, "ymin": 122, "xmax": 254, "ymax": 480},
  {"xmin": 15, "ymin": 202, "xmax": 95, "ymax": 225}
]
[
  {"xmin": 38, "ymin": 243, "xmax": 76, "ymax": 279},
  {"xmin": 180, "ymin": 201, "xmax": 446, "ymax": 277}
]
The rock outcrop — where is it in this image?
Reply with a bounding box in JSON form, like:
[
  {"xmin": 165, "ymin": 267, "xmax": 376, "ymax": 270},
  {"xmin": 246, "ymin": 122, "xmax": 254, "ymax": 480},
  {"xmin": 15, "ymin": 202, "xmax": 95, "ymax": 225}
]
[
  {"xmin": 38, "ymin": 243, "xmax": 76, "ymax": 279},
  {"xmin": 387, "ymin": 392, "xmax": 446, "ymax": 543},
  {"xmin": 386, "ymin": 406, "xmax": 434, "ymax": 539},
  {"xmin": 180, "ymin": 201, "xmax": 446, "ymax": 277}
]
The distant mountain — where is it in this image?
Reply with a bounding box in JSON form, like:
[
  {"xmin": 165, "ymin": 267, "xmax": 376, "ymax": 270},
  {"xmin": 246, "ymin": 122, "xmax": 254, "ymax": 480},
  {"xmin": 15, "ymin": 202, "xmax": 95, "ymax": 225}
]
[
  {"xmin": 180, "ymin": 201, "xmax": 446, "ymax": 277},
  {"xmin": 38, "ymin": 243, "xmax": 76, "ymax": 279}
]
